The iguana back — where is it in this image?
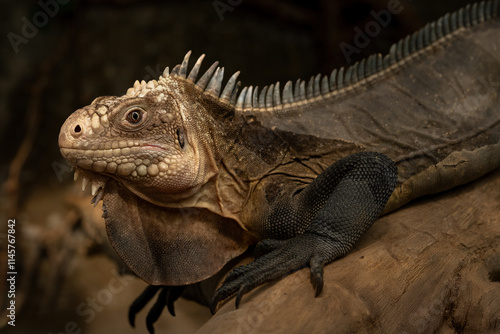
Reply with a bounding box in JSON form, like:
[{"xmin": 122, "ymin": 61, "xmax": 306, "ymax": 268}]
[{"xmin": 235, "ymin": 5, "xmax": 500, "ymax": 213}]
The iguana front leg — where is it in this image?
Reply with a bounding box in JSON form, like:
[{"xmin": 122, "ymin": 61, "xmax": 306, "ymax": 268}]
[{"xmin": 211, "ymin": 151, "xmax": 397, "ymax": 312}]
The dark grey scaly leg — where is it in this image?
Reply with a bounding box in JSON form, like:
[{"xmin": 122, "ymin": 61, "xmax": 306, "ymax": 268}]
[{"xmin": 211, "ymin": 151, "xmax": 397, "ymax": 312}]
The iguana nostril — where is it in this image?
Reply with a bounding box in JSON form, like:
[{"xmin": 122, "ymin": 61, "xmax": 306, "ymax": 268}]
[{"xmin": 70, "ymin": 123, "xmax": 83, "ymax": 138}]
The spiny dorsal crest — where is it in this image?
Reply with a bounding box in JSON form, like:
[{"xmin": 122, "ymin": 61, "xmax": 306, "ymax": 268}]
[{"xmin": 126, "ymin": 1, "xmax": 499, "ymax": 113}]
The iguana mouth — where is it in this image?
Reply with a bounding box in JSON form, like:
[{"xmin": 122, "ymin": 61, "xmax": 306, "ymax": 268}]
[
  {"xmin": 61, "ymin": 144, "xmax": 169, "ymax": 207},
  {"xmin": 72, "ymin": 167, "xmax": 109, "ymax": 206}
]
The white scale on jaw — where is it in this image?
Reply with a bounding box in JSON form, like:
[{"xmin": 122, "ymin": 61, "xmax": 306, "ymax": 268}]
[{"xmin": 74, "ymin": 168, "xmax": 108, "ymax": 206}]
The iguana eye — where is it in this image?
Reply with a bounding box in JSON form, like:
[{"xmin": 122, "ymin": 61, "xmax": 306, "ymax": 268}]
[{"xmin": 126, "ymin": 109, "xmax": 143, "ymax": 124}]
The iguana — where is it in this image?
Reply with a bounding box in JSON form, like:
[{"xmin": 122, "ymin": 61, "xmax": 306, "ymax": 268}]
[{"xmin": 59, "ymin": 1, "xmax": 500, "ymax": 332}]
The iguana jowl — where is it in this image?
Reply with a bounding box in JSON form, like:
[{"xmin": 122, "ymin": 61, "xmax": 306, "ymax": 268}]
[{"xmin": 59, "ymin": 1, "xmax": 500, "ymax": 331}]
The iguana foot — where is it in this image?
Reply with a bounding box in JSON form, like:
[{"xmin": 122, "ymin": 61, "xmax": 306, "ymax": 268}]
[
  {"xmin": 210, "ymin": 234, "xmax": 341, "ymax": 313},
  {"xmin": 129, "ymin": 285, "xmax": 185, "ymax": 334}
]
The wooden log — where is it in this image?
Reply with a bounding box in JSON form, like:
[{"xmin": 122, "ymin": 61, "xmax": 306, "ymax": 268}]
[{"xmin": 198, "ymin": 169, "xmax": 500, "ymax": 334}]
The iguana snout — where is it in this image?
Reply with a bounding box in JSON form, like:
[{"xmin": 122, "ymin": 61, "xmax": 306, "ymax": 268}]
[{"xmin": 58, "ymin": 80, "xmax": 209, "ymax": 206}]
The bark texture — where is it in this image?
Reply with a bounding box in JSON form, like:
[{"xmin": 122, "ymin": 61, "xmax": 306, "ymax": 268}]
[{"xmin": 199, "ymin": 170, "xmax": 500, "ymax": 334}]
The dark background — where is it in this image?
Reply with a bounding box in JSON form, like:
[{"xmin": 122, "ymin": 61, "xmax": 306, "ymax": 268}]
[{"xmin": 0, "ymin": 0, "xmax": 474, "ymax": 333}]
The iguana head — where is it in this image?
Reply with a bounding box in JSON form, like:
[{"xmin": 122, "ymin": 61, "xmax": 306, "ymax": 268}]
[
  {"xmin": 58, "ymin": 52, "xmax": 250, "ymax": 285},
  {"xmin": 60, "ymin": 79, "xmax": 210, "ymax": 206}
]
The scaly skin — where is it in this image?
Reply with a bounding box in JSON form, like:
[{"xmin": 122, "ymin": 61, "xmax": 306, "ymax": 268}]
[
  {"xmin": 58, "ymin": 85, "xmax": 219, "ymax": 207},
  {"xmin": 59, "ymin": 2, "xmax": 500, "ymax": 332}
]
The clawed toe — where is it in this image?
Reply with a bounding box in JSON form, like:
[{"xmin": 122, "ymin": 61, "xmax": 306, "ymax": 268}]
[
  {"xmin": 129, "ymin": 285, "xmax": 161, "ymax": 327},
  {"xmin": 128, "ymin": 285, "xmax": 185, "ymax": 333},
  {"xmin": 310, "ymin": 266, "xmax": 324, "ymax": 297},
  {"xmin": 209, "ymin": 233, "xmax": 346, "ymax": 313},
  {"xmin": 145, "ymin": 288, "xmax": 169, "ymax": 334}
]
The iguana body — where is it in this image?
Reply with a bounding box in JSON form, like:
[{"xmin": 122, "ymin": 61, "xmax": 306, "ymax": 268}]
[{"xmin": 59, "ymin": 1, "xmax": 500, "ymax": 332}]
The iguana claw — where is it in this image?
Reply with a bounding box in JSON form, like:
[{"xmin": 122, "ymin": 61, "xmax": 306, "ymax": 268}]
[
  {"xmin": 210, "ymin": 235, "xmax": 333, "ymax": 313},
  {"xmin": 145, "ymin": 288, "xmax": 169, "ymax": 334},
  {"xmin": 128, "ymin": 285, "xmax": 185, "ymax": 333},
  {"xmin": 129, "ymin": 285, "xmax": 161, "ymax": 327}
]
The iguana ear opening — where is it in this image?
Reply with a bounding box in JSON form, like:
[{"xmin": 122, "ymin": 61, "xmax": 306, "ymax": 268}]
[{"xmin": 102, "ymin": 180, "xmax": 249, "ymax": 286}]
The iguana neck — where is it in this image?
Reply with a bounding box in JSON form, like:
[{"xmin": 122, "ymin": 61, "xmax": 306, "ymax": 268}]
[{"xmin": 166, "ymin": 82, "xmax": 255, "ymax": 225}]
